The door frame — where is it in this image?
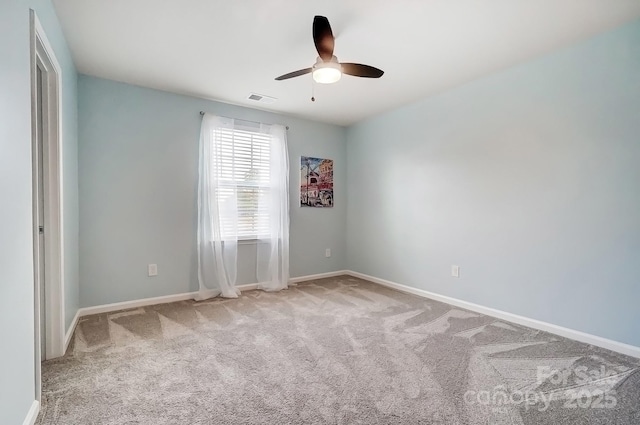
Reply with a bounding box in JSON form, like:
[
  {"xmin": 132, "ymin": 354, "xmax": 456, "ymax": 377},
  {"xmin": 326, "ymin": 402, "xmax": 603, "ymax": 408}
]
[{"xmin": 29, "ymin": 9, "xmax": 66, "ymax": 400}]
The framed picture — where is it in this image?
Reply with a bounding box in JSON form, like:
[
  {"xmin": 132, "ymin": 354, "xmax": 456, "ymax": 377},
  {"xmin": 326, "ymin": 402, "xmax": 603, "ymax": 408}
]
[{"xmin": 300, "ymin": 156, "xmax": 333, "ymax": 207}]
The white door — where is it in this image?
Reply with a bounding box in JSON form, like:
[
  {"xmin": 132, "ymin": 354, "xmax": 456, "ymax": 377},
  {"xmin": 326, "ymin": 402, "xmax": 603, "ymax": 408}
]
[
  {"xmin": 36, "ymin": 63, "xmax": 47, "ymax": 360},
  {"xmin": 31, "ymin": 11, "xmax": 66, "ymax": 402}
]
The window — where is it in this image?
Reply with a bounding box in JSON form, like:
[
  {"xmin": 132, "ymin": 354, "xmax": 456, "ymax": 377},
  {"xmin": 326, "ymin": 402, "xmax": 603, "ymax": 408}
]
[
  {"xmin": 197, "ymin": 113, "xmax": 290, "ymax": 295},
  {"xmin": 212, "ymin": 125, "xmax": 271, "ymax": 240}
]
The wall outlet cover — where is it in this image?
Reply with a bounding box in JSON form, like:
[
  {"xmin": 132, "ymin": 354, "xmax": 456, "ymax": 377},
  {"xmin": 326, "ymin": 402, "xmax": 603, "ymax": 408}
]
[{"xmin": 451, "ymin": 265, "xmax": 460, "ymax": 278}]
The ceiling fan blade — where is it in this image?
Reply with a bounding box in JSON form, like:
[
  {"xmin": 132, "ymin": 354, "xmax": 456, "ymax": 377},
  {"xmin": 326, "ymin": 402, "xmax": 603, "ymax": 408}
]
[
  {"xmin": 275, "ymin": 68, "xmax": 312, "ymax": 81},
  {"xmin": 341, "ymin": 63, "xmax": 384, "ymax": 78},
  {"xmin": 313, "ymin": 16, "xmax": 334, "ymax": 61}
]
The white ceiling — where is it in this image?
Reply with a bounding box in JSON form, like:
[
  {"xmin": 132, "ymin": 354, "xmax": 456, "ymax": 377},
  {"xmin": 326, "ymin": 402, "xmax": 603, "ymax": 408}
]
[{"xmin": 53, "ymin": 0, "xmax": 640, "ymax": 126}]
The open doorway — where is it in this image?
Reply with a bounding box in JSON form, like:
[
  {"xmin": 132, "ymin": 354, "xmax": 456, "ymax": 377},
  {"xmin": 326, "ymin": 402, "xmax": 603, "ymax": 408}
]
[{"xmin": 30, "ymin": 10, "xmax": 66, "ymax": 402}]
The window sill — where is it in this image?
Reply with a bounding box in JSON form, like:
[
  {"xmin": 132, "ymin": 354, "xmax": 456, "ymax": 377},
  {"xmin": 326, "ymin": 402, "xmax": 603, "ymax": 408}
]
[
  {"xmin": 238, "ymin": 238, "xmax": 261, "ymax": 245},
  {"xmin": 209, "ymin": 238, "xmax": 273, "ymax": 245}
]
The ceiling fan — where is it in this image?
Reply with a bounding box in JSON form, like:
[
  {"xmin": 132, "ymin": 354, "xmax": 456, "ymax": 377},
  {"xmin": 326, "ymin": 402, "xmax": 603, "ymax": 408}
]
[{"xmin": 275, "ymin": 16, "xmax": 384, "ymax": 85}]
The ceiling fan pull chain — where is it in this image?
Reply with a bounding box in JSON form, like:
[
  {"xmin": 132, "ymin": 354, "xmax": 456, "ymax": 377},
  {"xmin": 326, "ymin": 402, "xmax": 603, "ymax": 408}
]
[{"xmin": 311, "ymin": 73, "xmax": 316, "ymax": 102}]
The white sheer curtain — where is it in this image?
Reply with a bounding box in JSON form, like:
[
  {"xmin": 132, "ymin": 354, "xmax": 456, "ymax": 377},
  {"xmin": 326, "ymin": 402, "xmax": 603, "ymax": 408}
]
[
  {"xmin": 196, "ymin": 114, "xmax": 240, "ymax": 300},
  {"xmin": 196, "ymin": 113, "xmax": 289, "ymax": 301},
  {"xmin": 257, "ymin": 123, "xmax": 290, "ymax": 291}
]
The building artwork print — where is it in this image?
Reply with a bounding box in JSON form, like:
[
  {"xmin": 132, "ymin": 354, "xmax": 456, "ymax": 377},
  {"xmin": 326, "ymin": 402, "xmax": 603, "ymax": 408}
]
[{"xmin": 300, "ymin": 156, "xmax": 333, "ymax": 207}]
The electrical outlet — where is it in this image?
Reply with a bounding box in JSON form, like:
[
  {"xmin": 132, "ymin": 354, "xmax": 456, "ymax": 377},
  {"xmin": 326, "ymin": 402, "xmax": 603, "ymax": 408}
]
[
  {"xmin": 325, "ymin": 248, "xmax": 331, "ymax": 258},
  {"xmin": 148, "ymin": 264, "xmax": 158, "ymax": 277},
  {"xmin": 451, "ymin": 265, "xmax": 460, "ymax": 278}
]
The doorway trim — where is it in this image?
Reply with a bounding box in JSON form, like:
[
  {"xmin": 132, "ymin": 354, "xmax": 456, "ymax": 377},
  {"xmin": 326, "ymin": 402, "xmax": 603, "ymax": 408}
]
[{"xmin": 30, "ymin": 9, "xmax": 66, "ymax": 400}]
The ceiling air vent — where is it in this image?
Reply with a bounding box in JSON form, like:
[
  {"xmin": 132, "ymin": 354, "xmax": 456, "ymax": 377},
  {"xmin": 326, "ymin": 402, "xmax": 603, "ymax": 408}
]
[{"xmin": 247, "ymin": 93, "xmax": 277, "ymax": 104}]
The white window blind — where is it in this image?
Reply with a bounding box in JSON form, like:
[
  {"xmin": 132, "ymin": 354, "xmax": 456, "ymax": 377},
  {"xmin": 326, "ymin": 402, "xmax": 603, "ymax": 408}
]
[{"xmin": 212, "ymin": 126, "xmax": 271, "ymax": 240}]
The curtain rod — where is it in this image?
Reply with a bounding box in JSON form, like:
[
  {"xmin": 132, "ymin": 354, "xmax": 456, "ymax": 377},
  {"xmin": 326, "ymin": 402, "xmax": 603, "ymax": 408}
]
[{"xmin": 199, "ymin": 111, "xmax": 289, "ymax": 130}]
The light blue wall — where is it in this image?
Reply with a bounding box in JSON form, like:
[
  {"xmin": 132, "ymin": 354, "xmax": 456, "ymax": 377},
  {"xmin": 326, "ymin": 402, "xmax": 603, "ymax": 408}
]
[
  {"xmin": 347, "ymin": 20, "xmax": 640, "ymax": 347},
  {"xmin": 0, "ymin": 0, "xmax": 78, "ymax": 422},
  {"xmin": 78, "ymin": 76, "xmax": 347, "ymax": 307}
]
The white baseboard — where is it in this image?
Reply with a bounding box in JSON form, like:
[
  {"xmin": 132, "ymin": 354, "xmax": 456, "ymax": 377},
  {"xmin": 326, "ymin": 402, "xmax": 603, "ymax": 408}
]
[
  {"xmin": 71, "ymin": 269, "xmax": 639, "ymax": 358},
  {"xmin": 78, "ymin": 291, "xmax": 200, "ymax": 317},
  {"xmin": 290, "ymin": 270, "xmax": 349, "ymax": 283},
  {"xmin": 64, "ymin": 309, "xmax": 80, "ymax": 353},
  {"xmin": 77, "ymin": 271, "xmax": 349, "ymax": 318},
  {"xmin": 347, "ymin": 270, "xmax": 640, "ymax": 359},
  {"xmin": 22, "ymin": 400, "xmax": 39, "ymax": 425}
]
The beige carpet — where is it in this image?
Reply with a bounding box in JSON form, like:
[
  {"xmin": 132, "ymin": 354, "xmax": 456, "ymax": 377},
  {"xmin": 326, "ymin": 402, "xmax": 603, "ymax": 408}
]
[{"xmin": 37, "ymin": 276, "xmax": 640, "ymax": 424}]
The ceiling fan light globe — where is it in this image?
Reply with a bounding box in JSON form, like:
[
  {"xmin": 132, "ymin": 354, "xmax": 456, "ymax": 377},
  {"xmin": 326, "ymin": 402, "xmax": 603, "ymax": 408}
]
[
  {"xmin": 313, "ymin": 68, "xmax": 341, "ymax": 84},
  {"xmin": 312, "ymin": 61, "xmax": 342, "ymax": 84}
]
